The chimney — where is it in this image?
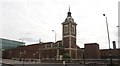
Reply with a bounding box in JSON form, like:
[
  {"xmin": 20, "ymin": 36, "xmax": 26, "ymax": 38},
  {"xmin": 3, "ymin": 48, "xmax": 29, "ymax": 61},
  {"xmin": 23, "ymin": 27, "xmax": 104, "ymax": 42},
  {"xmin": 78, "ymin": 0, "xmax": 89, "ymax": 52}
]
[{"xmin": 113, "ymin": 41, "xmax": 116, "ymax": 50}]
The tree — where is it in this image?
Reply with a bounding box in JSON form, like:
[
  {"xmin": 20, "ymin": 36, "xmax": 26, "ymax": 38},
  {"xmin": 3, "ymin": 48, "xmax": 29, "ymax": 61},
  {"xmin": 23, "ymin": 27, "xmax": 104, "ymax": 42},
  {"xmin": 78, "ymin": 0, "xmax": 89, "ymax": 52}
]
[{"xmin": 63, "ymin": 53, "xmax": 71, "ymax": 60}]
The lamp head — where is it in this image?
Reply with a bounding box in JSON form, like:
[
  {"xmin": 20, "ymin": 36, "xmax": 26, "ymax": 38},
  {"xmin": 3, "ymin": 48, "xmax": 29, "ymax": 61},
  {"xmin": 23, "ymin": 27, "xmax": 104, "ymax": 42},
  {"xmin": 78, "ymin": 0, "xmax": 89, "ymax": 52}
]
[{"xmin": 103, "ymin": 14, "xmax": 105, "ymax": 16}]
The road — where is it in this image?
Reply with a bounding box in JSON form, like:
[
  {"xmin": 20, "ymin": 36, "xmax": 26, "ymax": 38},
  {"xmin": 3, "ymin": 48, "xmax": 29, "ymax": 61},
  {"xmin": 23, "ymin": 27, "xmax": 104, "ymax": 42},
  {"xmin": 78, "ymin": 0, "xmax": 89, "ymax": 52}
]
[{"xmin": 2, "ymin": 63, "xmax": 84, "ymax": 66}]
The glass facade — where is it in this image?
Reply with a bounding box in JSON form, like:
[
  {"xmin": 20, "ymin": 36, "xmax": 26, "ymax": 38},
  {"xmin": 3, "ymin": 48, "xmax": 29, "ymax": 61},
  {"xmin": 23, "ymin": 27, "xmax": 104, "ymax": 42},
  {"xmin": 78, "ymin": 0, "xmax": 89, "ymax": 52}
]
[{"xmin": 0, "ymin": 38, "xmax": 25, "ymax": 50}]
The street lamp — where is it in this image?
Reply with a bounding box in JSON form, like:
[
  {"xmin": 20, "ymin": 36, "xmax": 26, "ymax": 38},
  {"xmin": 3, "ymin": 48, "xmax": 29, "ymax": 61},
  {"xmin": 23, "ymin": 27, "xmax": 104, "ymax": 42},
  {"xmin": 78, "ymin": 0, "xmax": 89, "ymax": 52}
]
[
  {"xmin": 103, "ymin": 14, "xmax": 111, "ymax": 49},
  {"xmin": 103, "ymin": 14, "xmax": 112, "ymax": 66},
  {"xmin": 52, "ymin": 30, "xmax": 57, "ymax": 43},
  {"xmin": 117, "ymin": 26, "xmax": 119, "ymax": 27},
  {"xmin": 52, "ymin": 30, "xmax": 60, "ymax": 60}
]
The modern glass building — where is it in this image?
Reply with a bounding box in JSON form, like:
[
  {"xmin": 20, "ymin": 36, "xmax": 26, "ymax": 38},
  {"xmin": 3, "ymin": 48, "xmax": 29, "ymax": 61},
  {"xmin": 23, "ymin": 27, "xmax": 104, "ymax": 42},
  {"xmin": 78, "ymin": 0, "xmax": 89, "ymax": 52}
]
[{"xmin": 0, "ymin": 38, "xmax": 25, "ymax": 51}]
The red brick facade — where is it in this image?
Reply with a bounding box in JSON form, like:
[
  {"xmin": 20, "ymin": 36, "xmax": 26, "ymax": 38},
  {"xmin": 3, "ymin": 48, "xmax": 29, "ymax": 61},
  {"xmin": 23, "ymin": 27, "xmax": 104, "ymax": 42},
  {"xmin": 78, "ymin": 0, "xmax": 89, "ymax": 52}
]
[
  {"xmin": 62, "ymin": 8, "xmax": 77, "ymax": 59},
  {"xmin": 83, "ymin": 43, "xmax": 120, "ymax": 60},
  {"xmin": 3, "ymin": 40, "xmax": 81, "ymax": 60},
  {"xmin": 100, "ymin": 49, "xmax": 120, "ymax": 59},
  {"xmin": 3, "ymin": 8, "xmax": 81, "ymax": 60},
  {"xmin": 2, "ymin": 8, "xmax": 120, "ymax": 62},
  {"xmin": 84, "ymin": 43, "xmax": 100, "ymax": 59}
]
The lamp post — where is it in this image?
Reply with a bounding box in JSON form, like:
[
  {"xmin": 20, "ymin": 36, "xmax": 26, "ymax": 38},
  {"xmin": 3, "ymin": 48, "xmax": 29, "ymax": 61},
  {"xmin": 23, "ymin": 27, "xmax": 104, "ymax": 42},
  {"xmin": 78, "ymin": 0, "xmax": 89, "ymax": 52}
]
[
  {"xmin": 52, "ymin": 30, "xmax": 56, "ymax": 43},
  {"xmin": 117, "ymin": 25, "xmax": 119, "ymax": 27},
  {"xmin": 52, "ymin": 30, "xmax": 59, "ymax": 60},
  {"xmin": 103, "ymin": 14, "xmax": 112, "ymax": 66}
]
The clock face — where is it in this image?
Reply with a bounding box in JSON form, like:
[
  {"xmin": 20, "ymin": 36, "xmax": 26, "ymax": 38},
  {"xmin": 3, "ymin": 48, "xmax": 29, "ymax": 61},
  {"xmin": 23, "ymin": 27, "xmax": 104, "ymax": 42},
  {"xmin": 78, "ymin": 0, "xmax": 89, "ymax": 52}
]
[
  {"xmin": 72, "ymin": 25, "xmax": 75, "ymax": 34},
  {"xmin": 64, "ymin": 25, "xmax": 68, "ymax": 34}
]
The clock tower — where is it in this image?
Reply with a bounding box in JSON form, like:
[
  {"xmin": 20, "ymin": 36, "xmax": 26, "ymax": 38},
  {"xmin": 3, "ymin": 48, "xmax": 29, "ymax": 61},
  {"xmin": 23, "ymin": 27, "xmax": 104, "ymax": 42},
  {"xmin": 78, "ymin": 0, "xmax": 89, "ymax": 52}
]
[{"xmin": 62, "ymin": 7, "xmax": 77, "ymax": 59}]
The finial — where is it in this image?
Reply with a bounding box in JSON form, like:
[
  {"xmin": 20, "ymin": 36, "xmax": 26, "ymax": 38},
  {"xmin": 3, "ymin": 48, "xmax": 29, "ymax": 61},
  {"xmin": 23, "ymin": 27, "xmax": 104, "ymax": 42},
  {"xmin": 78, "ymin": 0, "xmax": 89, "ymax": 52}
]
[
  {"xmin": 67, "ymin": 5, "xmax": 71, "ymax": 17},
  {"xmin": 69, "ymin": 5, "xmax": 70, "ymax": 12}
]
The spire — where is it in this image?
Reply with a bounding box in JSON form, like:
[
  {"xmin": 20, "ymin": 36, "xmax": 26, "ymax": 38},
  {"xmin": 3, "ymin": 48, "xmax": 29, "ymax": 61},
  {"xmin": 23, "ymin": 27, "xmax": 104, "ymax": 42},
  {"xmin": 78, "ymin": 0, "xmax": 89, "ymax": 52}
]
[
  {"xmin": 67, "ymin": 5, "xmax": 71, "ymax": 17},
  {"xmin": 69, "ymin": 5, "xmax": 70, "ymax": 12}
]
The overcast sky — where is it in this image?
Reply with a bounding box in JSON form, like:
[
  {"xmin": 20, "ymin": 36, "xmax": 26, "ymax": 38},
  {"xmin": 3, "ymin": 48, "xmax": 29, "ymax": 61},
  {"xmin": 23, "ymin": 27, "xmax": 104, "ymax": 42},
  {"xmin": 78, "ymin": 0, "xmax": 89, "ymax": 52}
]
[{"xmin": 0, "ymin": 0, "xmax": 119, "ymax": 49}]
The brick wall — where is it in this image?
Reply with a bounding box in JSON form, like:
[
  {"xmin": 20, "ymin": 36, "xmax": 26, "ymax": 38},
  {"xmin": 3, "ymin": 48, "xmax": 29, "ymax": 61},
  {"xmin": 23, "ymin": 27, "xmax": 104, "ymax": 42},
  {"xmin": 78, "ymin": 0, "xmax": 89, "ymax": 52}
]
[{"xmin": 84, "ymin": 43, "xmax": 100, "ymax": 59}]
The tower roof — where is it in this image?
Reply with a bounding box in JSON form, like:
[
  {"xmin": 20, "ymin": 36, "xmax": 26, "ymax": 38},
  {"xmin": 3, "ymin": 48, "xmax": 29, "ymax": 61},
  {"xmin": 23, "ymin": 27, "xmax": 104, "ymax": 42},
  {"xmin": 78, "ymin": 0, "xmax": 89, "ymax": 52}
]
[
  {"xmin": 62, "ymin": 6, "xmax": 77, "ymax": 25},
  {"xmin": 65, "ymin": 6, "xmax": 74, "ymax": 23}
]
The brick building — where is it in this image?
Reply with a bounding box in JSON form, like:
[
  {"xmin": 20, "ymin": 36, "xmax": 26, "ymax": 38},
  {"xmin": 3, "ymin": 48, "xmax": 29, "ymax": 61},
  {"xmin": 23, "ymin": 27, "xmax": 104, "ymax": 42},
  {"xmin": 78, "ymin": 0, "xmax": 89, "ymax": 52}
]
[
  {"xmin": 100, "ymin": 49, "xmax": 120, "ymax": 59},
  {"xmin": 3, "ymin": 8, "xmax": 81, "ymax": 60},
  {"xmin": 62, "ymin": 7, "xmax": 78, "ymax": 59},
  {"xmin": 83, "ymin": 43, "xmax": 120, "ymax": 59},
  {"xmin": 3, "ymin": 41, "xmax": 63, "ymax": 60},
  {"xmin": 3, "ymin": 41, "xmax": 81, "ymax": 60},
  {"xmin": 100, "ymin": 41, "xmax": 120, "ymax": 59},
  {"xmin": 2, "ymin": 8, "xmax": 120, "ymax": 65},
  {"xmin": 81, "ymin": 43, "xmax": 120, "ymax": 65},
  {"xmin": 84, "ymin": 43, "xmax": 100, "ymax": 59}
]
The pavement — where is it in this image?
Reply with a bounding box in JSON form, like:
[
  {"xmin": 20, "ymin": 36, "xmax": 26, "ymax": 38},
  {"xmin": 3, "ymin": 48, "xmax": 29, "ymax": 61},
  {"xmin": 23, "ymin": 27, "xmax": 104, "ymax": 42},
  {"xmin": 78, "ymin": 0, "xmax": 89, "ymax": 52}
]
[
  {"xmin": 1, "ymin": 59, "xmax": 84, "ymax": 66},
  {"xmin": 2, "ymin": 63, "xmax": 84, "ymax": 66},
  {"xmin": 1, "ymin": 59, "xmax": 108, "ymax": 66},
  {"xmin": 2, "ymin": 59, "xmax": 42, "ymax": 64}
]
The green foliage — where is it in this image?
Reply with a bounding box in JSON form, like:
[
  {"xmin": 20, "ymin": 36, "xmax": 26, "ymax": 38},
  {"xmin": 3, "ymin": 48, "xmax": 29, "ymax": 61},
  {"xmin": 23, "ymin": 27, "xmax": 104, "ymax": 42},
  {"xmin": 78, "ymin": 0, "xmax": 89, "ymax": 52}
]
[{"xmin": 63, "ymin": 53, "xmax": 71, "ymax": 60}]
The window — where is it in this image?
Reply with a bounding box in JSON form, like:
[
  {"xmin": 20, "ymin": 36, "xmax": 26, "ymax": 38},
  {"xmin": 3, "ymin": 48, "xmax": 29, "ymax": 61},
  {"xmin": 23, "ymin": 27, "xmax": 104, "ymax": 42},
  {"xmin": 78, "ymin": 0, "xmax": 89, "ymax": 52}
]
[
  {"xmin": 64, "ymin": 25, "xmax": 68, "ymax": 34},
  {"xmin": 72, "ymin": 25, "xmax": 75, "ymax": 34}
]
